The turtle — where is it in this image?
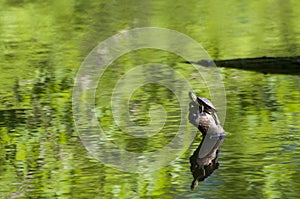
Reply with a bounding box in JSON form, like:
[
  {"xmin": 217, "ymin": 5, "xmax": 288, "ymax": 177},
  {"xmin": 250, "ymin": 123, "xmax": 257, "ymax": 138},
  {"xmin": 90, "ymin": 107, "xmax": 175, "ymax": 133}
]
[
  {"xmin": 188, "ymin": 92, "xmax": 217, "ymax": 113},
  {"xmin": 188, "ymin": 92, "xmax": 220, "ymax": 126}
]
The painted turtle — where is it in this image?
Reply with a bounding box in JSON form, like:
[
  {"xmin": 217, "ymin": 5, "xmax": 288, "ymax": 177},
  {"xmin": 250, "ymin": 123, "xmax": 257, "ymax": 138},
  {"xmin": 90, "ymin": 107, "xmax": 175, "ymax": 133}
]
[
  {"xmin": 188, "ymin": 92, "xmax": 217, "ymax": 112},
  {"xmin": 198, "ymin": 97, "xmax": 217, "ymax": 112},
  {"xmin": 189, "ymin": 92, "xmax": 221, "ymax": 127}
]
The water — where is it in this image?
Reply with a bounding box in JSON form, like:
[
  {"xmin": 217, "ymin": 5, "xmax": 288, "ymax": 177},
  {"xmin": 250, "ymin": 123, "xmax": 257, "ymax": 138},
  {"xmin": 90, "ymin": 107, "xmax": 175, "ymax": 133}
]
[{"xmin": 0, "ymin": 1, "xmax": 300, "ymax": 198}]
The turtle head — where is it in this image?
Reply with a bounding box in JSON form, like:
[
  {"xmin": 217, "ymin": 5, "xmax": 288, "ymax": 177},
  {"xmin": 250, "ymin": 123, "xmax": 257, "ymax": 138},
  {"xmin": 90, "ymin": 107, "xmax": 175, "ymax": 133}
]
[{"xmin": 189, "ymin": 92, "xmax": 198, "ymax": 104}]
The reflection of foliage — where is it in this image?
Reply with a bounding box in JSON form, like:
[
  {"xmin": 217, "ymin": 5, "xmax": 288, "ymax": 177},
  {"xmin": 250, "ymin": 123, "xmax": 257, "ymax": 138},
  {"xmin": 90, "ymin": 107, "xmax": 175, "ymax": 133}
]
[
  {"xmin": 0, "ymin": 0, "xmax": 300, "ymax": 198},
  {"xmin": 0, "ymin": 65, "xmax": 77, "ymax": 198},
  {"xmin": 220, "ymin": 70, "xmax": 300, "ymax": 199},
  {"xmin": 96, "ymin": 82, "xmax": 183, "ymax": 153}
]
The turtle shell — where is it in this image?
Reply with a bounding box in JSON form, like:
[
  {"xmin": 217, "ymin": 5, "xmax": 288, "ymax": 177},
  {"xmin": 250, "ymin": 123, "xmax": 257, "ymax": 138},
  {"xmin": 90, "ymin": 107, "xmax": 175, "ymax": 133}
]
[{"xmin": 197, "ymin": 97, "xmax": 217, "ymax": 111}]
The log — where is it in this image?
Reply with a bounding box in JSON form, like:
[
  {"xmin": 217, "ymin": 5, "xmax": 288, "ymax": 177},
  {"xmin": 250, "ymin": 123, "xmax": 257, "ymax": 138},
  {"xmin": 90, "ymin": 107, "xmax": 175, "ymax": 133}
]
[{"xmin": 184, "ymin": 56, "xmax": 300, "ymax": 75}]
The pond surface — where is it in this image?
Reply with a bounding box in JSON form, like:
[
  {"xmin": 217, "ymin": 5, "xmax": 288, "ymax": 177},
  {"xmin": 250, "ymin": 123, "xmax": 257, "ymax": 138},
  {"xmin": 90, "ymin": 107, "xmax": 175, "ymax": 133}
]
[{"xmin": 1, "ymin": 1, "xmax": 300, "ymax": 199}]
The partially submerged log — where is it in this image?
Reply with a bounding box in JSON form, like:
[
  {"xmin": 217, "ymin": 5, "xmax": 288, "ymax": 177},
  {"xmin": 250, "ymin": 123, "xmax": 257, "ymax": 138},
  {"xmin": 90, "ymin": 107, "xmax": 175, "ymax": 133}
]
[
  {"xmin": 188, "ymin": 92, "xmax": 226, "ymax": 190},
  {"xmin": 184, "ymin": 56, "xmax": 300, "ymax": 75}
]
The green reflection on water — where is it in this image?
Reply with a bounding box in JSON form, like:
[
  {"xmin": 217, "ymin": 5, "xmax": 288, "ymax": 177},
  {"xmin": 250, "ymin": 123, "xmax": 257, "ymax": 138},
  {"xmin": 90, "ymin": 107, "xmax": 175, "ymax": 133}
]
[{"xmin": 0, "ymin": 0, "xmax": 300, "ymax": 198}]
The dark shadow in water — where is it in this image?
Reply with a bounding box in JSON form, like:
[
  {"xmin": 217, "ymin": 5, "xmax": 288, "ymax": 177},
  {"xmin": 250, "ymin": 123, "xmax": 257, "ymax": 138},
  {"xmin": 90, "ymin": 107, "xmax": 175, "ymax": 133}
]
[
  {"xmin": 188, "ymin": 92, "xmax": 226, "ymax": 190},
  {"xmin": 0, "ymin": 109, "xmax": 28, "ymax": 128},
  {"xmin": 183, "ymin": 56, "xmax": 300, "ymax": 75}
]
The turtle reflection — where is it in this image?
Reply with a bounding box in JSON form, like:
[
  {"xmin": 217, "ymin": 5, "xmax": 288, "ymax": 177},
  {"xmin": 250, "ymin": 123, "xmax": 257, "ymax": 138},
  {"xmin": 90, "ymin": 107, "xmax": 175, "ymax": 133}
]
[{"xmin": 188, "ymin": 92, "xmax": 226, "ymax": 190}]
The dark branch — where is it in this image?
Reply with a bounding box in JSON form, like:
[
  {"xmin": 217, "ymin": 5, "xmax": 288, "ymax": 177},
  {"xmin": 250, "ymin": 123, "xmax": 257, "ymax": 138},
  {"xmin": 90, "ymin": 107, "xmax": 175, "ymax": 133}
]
[{"xmin": 183, "ymin": 56, "xmax": 300, "ymax": 75}]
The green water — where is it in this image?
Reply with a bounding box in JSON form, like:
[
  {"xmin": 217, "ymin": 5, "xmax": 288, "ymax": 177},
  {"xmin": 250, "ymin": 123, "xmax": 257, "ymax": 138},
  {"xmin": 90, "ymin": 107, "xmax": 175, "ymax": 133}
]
[{"xmin": 1, "ymin": 1, "xmax": 300, "ymax": 198}]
